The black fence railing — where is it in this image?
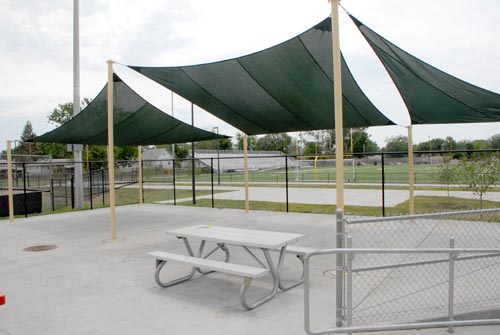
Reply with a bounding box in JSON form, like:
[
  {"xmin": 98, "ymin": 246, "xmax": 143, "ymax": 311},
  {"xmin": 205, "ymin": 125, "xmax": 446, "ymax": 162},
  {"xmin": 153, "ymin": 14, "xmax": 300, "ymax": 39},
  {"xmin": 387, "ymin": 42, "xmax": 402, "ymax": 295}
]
[{"xmin": 1, "ymin": 149, "xmax": 500, "ymax": 219}]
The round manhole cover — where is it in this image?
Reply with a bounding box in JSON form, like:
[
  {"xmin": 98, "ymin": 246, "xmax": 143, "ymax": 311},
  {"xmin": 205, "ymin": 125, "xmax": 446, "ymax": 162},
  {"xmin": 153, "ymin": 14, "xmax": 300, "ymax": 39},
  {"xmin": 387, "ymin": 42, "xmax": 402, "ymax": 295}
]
[{"xmin": 23, "ymin": 245, "xmax": 58, "ymax": 252}]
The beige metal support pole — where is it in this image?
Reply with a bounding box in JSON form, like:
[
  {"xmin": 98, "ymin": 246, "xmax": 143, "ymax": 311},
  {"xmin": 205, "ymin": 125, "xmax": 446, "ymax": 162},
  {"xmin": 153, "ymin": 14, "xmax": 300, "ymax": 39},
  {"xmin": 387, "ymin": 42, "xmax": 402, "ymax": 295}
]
[
  {"xmin": 138, "ymin": 145, "xmax": 143, "ymax": 205},
  {"xmin": 407, "ymin": 125, "xmax": 415, "ymax": 215},
  {"xmin": 330, "ymin": 0, "xmax": 344, "ymax": 211},
  {"xmin": 107, "ymin": 60, "xmax": 117, "ymax": 241},
  {"xmin": 243, "ymin": 134, "xmax": 250, "ymax": 213},
  {"xmin": 6, "ymin": 141, "xmax": 14, "ymax": 222}
]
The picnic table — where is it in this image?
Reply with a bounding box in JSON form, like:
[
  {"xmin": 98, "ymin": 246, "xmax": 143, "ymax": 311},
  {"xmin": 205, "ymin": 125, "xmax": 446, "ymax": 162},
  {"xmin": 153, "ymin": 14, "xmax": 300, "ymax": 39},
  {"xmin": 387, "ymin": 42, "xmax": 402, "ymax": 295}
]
[{"xmin": 148, "ymin": 225, "xmax": 306, "ymax": 310}]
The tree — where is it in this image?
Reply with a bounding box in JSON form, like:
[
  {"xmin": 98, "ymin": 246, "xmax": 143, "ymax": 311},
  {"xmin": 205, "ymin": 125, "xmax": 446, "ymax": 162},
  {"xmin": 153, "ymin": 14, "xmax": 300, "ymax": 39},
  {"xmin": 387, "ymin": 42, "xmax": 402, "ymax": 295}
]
[
  {"xmin": 174, "ymin": 144, "xmax": 189, "ymax": 159},
  {"xmin": 42, "ymin": 99, "xmax": 92, "ymax": 159},
  {"xmin": 456, "ymin": 156, "xmax": 500, "ymax": 209},
  {"xmin": 254, "ymin": 133, "xmax": 292, "ymax": 153},
  {"xmin": 304, "ymin": 128, "xmax": 379, "ymax": 155},
  {"xmin": 489, "ymin": 134, "xmax": 500, "ymax": 149},
  {"xmin": 15, "ymin": 121, "xmax": 41, "ymax": 158},
  {"xmin": 116, "ymin": 146, "xmax": 138, "ymax": 161},
  {"xmin": 87, "ymin": 146, "xmax": 108, "ymax": 169},
  {"xmin": 235, "ymin": 133, "xmax": 257, "ymax": 151},
  {"xmin": 38, "ymin": 142, "xmax": 71, "ymax": 159},
  {"xmin": 194, "ymin": 137, "xmax": 233, "ymax": 151},
  {"xmin": 349, "ymin": 128, "xmax": 379, "ymax": 153},
  {"xmin": 443, "ymin": 136, "xmax": 457, "ymax": 151},
  {"xmin": 42, "ymin": 99, "xmax": 139, "ymax": 162},
  {"xmin": 47, "ymin": 98, "xmax": 91, "ymax": 126},
  {"xmin": 383, "ymin": 135, "xmax": 408, "ymax": 154},
  {"xmin": 436, "ymin": 162, "xmax": 458, "ymax": 197},
  {"xmin": 302, "ymin": 141, "xmax": 319, "ymax": 155}
]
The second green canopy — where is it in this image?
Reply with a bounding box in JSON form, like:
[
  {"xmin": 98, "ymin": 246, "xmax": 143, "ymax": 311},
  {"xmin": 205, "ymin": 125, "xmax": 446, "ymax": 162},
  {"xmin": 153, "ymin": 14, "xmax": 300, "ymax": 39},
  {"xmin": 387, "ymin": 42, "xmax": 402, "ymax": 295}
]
[{"xmin": 34, "ymin": 74, "xmax": 228, "ymax": 145}]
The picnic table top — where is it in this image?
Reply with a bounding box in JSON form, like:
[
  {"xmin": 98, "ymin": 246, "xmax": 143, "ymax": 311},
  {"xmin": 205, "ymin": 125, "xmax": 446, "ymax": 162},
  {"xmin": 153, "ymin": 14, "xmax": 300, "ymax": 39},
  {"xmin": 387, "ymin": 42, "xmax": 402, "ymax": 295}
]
[{"xmin": 166, "ymin": 225, "xmax": 304, "ymax": 249}]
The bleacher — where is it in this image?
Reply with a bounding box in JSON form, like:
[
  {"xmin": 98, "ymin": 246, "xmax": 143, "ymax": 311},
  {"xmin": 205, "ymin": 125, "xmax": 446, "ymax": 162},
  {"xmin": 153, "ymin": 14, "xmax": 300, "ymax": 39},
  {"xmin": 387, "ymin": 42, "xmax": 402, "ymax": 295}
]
[{"xmin": 194, "ymin": 150, "xmax": 299, "ymax": 172}]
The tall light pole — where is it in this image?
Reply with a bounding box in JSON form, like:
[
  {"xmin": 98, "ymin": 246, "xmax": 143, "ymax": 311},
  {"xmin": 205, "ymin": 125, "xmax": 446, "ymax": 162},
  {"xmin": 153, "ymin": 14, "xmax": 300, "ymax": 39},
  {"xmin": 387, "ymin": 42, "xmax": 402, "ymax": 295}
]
[
  {"xmin": 212, "ymin": 126, "xmax": 220, "ymax": 185},
  {"xmin": 73, "ymin": 0, "xmax": 84, "ymax": 208}
]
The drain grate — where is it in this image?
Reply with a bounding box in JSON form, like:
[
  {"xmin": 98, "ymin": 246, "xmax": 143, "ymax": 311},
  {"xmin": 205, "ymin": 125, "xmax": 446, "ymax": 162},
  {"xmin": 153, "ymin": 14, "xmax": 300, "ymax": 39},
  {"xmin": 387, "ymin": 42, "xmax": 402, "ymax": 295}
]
[{"xmin": 23, "ymin": 245, "xmax": 57, "ymax": 252}]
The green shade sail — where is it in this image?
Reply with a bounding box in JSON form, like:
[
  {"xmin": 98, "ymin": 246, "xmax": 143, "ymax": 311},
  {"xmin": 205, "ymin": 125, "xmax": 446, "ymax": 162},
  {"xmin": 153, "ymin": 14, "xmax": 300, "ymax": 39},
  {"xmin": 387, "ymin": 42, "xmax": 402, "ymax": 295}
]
[
  {"xmin": 34, "ymin": 74, "xmax": 228, "ymax": 145},
  {"xmin": 130, "ymin": 17, "xmax": 394, "ymax": 135},
  {"xmin": 351, "ymin": 15, "xmax": 500, "ymax": 125}
]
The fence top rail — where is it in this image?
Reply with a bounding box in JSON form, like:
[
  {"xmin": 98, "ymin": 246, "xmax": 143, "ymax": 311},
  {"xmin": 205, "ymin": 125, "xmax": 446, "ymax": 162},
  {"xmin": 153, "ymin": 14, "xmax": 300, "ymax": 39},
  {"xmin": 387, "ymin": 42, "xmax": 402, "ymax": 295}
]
[
  {"xmin": 346, "ymin": 208, "xmax": 500, "ymax": 225},
  {"xmin": 304, "ymin": 248, "xmax": 500, "ymax": 260}
]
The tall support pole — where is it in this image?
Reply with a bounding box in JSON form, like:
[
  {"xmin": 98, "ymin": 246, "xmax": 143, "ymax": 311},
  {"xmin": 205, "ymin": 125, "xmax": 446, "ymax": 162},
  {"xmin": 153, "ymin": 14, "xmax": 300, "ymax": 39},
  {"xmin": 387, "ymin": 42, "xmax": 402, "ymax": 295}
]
[
  {"xmin": 6, "ymin": 140, "xmax": 14, "ymax": 222},
  {"xmin": 107, "ymin": 60, "xmax": 117, "ymax": 241},
  {"xmin": 191, "ymin": 103, "xmax": 196, "ymax": 205},
  {"xmin": 138, "ymin": 145, "xmax": 143, "ymax": 205},
  {"xmin": 330, "ymin": 0, "xmax": 344, "ymax": 211},
  {"xmin": 331, "ymin": 0, "xmax": 345, "ymax": 328},
  {"xmin": 243, "ymin": 134, "xmax": 250, "ymax": 213},
  {"xmin": 73, "ymin": 0, "xmax": 84, "ymax": 208},
  {"xmin": 407, "ymin": 126, "xmax": 415, "ymax": 215}
]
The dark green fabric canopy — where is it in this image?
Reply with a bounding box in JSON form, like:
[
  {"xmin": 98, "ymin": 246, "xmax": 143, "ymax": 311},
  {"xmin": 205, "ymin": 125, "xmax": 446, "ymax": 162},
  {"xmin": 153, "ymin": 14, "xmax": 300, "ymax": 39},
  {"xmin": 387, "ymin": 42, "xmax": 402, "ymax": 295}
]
[
  {"xmin": 351, "ymin": 15, "xmax": 500, "ymax": 125},
  {"xmin": 130, "ymin": 17, "xmax": 394, "ymax": 135},
  {"xmin": 34, "ymin": 74, "xmax": 228, "ymax": 145}
]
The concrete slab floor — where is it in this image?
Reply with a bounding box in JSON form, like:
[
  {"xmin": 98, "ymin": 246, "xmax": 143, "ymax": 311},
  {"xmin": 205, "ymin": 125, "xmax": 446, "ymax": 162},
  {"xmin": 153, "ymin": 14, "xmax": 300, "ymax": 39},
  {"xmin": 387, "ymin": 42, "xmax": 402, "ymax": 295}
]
[{"xmin": 0, "ymin": 204, "xmax": 498, "ymax": 335}]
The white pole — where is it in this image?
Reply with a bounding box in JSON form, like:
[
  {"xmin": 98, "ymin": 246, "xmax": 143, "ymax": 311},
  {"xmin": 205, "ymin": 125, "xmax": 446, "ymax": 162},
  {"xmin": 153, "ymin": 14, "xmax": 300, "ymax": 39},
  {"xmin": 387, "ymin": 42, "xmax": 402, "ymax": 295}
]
[
  {"xmin": 138, "ymin": 145, "xmax": 143, "ymax": 205},
  {"xmin": 330, "ymin": 0, "xmax": 344, "ymax": 211},
  {"xmin": 107, "ymin": 60, "xmax": 117, "ymax": 241},
  {"xmin": 73, "ymin": 0, "xmax": 84, "ymax": 208},
  {"xmin": 243, "ymin": 134, "xmax": 250, "ymax": 213},
  {"xmin": 407, "ymin": 126, "xmax": 415, "ymax": 215},
  {"xmin": 6, "ymin": 141, "xmax": 14, "ymax": 222}
]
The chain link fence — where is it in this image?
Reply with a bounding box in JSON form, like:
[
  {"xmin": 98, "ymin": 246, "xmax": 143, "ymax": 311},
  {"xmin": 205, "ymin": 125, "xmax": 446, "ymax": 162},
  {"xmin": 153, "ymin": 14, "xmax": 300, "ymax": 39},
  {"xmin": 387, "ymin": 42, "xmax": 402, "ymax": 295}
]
[
  {"xmin": 2, "ymin": 149, "xmax": 500, "ymax": 219},
  {"xmin": 304, "ymin": 208, "xmax": 500, "ymax": 334},
  {"xmin": 344, "ymin": 209, "xmax": 500, "ymax": 327}
]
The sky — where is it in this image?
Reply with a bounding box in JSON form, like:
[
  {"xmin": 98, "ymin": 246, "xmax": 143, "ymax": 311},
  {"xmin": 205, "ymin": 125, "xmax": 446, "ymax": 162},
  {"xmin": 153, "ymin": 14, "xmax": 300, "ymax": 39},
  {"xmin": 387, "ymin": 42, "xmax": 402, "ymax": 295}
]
[{"xmin": 1, "ymin": 0, "xmax": 500, "ymax": 152}]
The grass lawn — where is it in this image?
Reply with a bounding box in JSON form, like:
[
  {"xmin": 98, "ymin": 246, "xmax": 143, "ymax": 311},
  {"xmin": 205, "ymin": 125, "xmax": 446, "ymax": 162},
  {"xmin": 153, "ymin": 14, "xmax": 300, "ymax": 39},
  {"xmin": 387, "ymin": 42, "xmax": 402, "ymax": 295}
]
[
  {"xmin": 160, "ymin": 163, "xmax": 471, "ymax": 185},
  {"xmin": 175, "ymin": 195, "xmax": 500, "ymax": 220}
]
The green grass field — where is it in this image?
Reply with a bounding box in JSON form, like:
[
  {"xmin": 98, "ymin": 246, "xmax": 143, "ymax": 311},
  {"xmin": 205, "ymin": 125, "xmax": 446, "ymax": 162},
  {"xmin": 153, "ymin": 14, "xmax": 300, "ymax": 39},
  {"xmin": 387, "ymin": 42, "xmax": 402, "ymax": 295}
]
[
  {"xmin": 159, "ymin": 163, "xmax": 446, "ymax": 185},
  {"xmin": 3, "ymin": 162, "xmax": 500, "ymax": 219}
]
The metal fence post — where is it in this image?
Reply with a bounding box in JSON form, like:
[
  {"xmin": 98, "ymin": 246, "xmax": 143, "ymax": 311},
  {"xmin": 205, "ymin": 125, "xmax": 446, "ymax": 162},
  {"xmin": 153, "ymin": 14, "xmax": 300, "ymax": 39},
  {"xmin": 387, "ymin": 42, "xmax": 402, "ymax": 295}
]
[
  {"xmin": 172, "ymin": 159, "xmax": 177, "ymax": 205},
  {"xmin": 22, "ymin": 163, "xmax": 27, "ymax": 218},
  {"xmin": 191, "ymin": 157, "xmax": 196, "ymax": 205},
  {"xmin": 64, "ymin": 175, "xmax": 68, "ymax": 207},
  {"xmin": 381, "ymin": 152, "xmax": 386, "ymax": 217},
  {"xmin": 140, "ymin": 159, "xmax": 144, "ymax": 203},
  {"xmin": 336, "ymin": 208, "xmax": 345, "ymax": 327},
  {"xmin": 101, "ymin": 169, "xmax": 105, "ymax": 205},
  {"xmin": 89, "ymin": 162, "xmax": 93, "ymax": 210},
  {"xmin": 448, "ymin": 237, "xmax": 456, "ymax": 334},
  {"xmin": 23, "ymin": 163, "xmax": 28, "ymax": 218},
  {"xmin": 211, "ymin": 158, "xmax": 214, "ymax": 208},
  {"xmin": 71, "ymin": 175, "xmax": 75, "ymax": 209},
  {"xmin": 346, "ymin": 236, "xmax": 354, "ymax": 335},
  {"xmin": 285, "ymin": 156, "xmax": 289, "ymax": 213},
  {"xmin": 50, "ymin": 177, "xmax": 55, "ymax": 212}
]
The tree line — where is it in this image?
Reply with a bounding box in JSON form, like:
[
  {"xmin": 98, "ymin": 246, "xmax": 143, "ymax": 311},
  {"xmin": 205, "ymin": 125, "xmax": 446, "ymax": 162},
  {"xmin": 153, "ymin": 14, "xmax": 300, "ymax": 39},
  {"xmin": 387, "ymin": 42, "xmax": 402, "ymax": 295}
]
[{"xmin": 6, "ymin": 100, "xmax": 500, "ymax": 160}]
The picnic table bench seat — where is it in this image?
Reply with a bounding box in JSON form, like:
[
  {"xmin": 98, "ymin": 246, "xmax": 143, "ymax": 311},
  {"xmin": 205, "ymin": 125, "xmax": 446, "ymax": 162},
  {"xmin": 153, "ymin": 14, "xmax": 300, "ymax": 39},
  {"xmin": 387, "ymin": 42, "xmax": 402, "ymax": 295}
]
[{"xmin": 148, "ymin": 251, "xmax": 270, "ymax": 279}]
